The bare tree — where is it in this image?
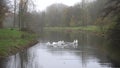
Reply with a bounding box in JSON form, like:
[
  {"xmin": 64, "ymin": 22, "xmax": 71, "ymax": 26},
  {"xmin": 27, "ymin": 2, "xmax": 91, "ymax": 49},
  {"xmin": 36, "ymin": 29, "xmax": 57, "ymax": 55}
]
[
  {"xmin": 13, "ymin": 0, "xmax": 17, "ymax": 28},
  {"xmin": 0, "ymin": 0, "xmax": 8, "ymax": 28},
  {"xmin": 81, "ymin": 0, "xmax": 90, "ymax": 26},
  {"xmin": 18, "ymin": 0, "xmax": 29, "ymax": 30}
]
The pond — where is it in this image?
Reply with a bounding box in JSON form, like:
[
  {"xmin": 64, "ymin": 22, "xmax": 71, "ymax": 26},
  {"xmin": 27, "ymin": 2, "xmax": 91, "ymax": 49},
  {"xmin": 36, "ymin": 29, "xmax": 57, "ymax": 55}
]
[{"xmin": 0, "ymin": 31, "xmax": 120, "ymax": 68}]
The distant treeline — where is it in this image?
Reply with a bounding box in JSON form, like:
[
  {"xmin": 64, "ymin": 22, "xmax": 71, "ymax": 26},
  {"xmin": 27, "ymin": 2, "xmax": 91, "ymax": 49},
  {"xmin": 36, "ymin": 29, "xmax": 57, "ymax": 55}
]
[
  {"xmin": 1, "ymin": 0, "xmax": 109, "ymax": 31},
  {"xmin": 26, "ymin": 0, "xmax": 107, "ymax": 28}
]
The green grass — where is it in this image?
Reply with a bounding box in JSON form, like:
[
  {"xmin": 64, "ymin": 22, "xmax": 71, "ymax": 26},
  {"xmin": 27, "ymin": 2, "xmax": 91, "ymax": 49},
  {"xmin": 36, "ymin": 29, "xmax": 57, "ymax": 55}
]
[
  {"xmin": 44, "ymin": 26, "xmax": 102, "ymax": 32},
  {"xmin": 0, "ymin": 29, "xmax": 37, "ymax": 57}
]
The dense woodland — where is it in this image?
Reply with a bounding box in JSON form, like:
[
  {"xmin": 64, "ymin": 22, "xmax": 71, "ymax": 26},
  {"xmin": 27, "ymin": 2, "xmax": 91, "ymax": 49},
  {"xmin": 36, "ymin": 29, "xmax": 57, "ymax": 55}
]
[
  {"xmin": 0, "ymin": 0, "xmax": 120, "ymax": 40},
  {"xmin": 0, "ymin": 0, "xmax": 120, "ymax": 43},
  {"xmin": 0, "ymin": 0, "xmax": 119, "ymax": 31},
  {"xmin": 0, "ymin": 0, "xmax": 114, "ymax": 31}
]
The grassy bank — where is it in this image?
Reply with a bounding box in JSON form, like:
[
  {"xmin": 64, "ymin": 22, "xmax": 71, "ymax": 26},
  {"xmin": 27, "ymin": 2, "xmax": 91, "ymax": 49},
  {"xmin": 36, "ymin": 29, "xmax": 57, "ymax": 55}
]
[
  {"xmin": 44, "ymin": 26, "xmax": 108, "ymax": 37},
  {"xmin": 44, "ymin": 26, "xmax": 107, "ymax": 32},
  {"xmin": 0, "ymin": 29, "xmax": 37, "ymax": 57}
]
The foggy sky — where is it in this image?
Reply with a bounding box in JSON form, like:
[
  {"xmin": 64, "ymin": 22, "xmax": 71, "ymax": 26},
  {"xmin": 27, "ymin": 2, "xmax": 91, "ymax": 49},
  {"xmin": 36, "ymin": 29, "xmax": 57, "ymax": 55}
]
[{"xmin": 33, "ymin": 0, "xmax": 82, "ymax": 11}]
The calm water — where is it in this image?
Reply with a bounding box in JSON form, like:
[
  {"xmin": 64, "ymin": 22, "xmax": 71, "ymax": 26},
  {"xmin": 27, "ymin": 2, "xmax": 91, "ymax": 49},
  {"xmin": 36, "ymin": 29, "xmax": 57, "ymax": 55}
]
[{"xmin": 0, "ymin": 31, "xmax": 120, "ymax": 68}]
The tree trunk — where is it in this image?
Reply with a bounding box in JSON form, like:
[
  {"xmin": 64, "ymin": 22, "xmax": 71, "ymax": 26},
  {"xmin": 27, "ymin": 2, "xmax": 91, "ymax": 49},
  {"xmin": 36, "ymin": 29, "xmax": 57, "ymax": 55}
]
[
  {"xmin": 13, "ymin": 0, "xmax": 17, "ymax": 28},
  {"xmin": 0, "ymin": 21, "xmax": 3, "ymax": 28}
]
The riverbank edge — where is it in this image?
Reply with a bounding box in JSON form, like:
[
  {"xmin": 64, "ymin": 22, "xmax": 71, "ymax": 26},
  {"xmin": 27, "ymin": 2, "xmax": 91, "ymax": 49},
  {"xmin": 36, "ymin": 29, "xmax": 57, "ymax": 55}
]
[
  {"xmin": 44, "ymin": 26, "xmax": 106, "ymax": 37},
  {"xmin": 0, "ymin": 40, "xmax": 38, "ymax": 59}
]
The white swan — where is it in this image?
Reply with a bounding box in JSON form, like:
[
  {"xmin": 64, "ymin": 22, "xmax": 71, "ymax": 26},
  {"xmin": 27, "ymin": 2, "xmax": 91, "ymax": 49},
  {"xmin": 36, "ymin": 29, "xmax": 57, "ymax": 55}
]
[
  {"xmin": 46, "ymin": 40, "xmax": 78, "ymax": 48},
  {"xmin": 46, "ymin": 42, "xmax": 51, "ymax": 45},
  {"xmin": 66, "ymin": 40, "xmax": 78, "ymax": 48},
  {"xmin": 73, "ymin": 40, "xmax": 78, "ymax": 44},
  {"xmin": 73, "ymin": 40, "xmax": 78, "ymax": 48}
]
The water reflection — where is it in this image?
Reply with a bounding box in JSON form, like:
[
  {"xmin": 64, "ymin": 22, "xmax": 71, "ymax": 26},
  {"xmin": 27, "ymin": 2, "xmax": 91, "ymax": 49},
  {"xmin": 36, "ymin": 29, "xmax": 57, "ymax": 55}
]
[{"xmin": 0, "ymin": 31, "xmax": 120, "ymax": 68}]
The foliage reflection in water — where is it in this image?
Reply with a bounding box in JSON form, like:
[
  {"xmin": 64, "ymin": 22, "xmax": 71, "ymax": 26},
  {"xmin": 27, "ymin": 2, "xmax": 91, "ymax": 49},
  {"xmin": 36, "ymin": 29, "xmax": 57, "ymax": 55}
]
[{"xmin": 0, "ymin": 31, "xmax": 120, "ymax": 68}]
